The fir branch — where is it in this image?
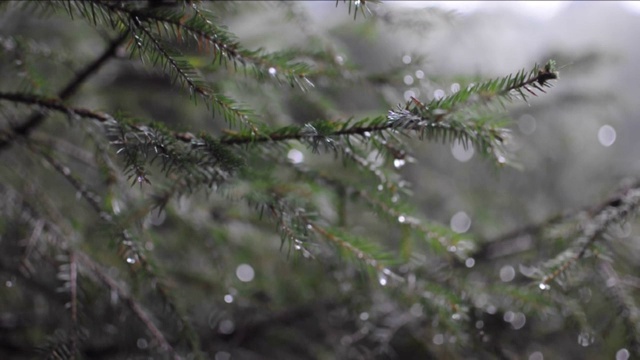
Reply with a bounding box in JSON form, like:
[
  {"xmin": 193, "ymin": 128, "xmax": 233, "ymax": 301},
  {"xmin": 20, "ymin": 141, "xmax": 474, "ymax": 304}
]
[
  {"xmin": 25, "ymin": 141, "xmax": 201, "ymax": 356},
  {"xmin": 75, "ymin": 250, "xmax": 182, "ymax": 360},
  {"xmin": 336, "ymin": 0, "xmax": 379, "ymax": 20},
  {"xmin": 0, "ymin": 32, "xmax": 127, "ymax": 151},
  {"xmin": 538, "ymin": 186, "xmax": 640, "ymax": 287},
  {"xmin": 253, "ymin": 192, "xmax": 400, "ymax": 280},
  {"xmin": 599, "ymin": 261, "xmax": 640, "ymax": 355}
]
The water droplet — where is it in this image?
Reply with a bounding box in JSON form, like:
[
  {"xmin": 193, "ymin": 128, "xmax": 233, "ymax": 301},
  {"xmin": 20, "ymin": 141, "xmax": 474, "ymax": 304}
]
[
  {"xmin": 518, "ymin": 114, "xmax": 537, "ymax": 135},
  {"xmin": 235, "ymin": 264, "xmax": 255, "ymax": 282},
  {"xmin": 224, "ymin": 294, "xmax": 234, "ymax": 304},
  {"xmin": 126, "ymin": 257, "xmax": 136, "ymax": 264},
  {"xmin": 475, "ymin": 320, "xmax": 484, "ymax": 329},
  {"xmin": 287, "ymin": 149, "xmax": 304, "ymax": 164},
  {"xmin": 335, "ymin": 55, "xmax": 344, "ymax": 65},
  {"xmin": 403, "ymin": 89, "xmax": 416, "ymax": 101},
  {"xmin": 577, "ymin": 330, "xmax": 595, "ymax": 347},
  {"xmin": 136, "ymin": 338, "xmax": 148, "ymax": 349},
  {"xmin": 451, "ymin": 140, "xmax": 475, "ymax": 162},
  {"xmin": 393, "ymin": 158, "xmax": 406, "ymax": 168},
  {"xmin": 359, "ymin": 312, "xmax": 369, "ymax": 321},
  {"xmin": 451, "ymin": 313, "xmax": 461, "ymax": 321},
  {"xmin": 363, "ymin": 131, "xmax": 371, "ymax": 138},
  {"xmin": 403, "ymin": 75, "xmax": 414, "ymax": 86},
  {"xmin": 415, "ymin": 70, "xmax": 425, "ymax": 79},
  {"xmin": 539, "ymin": 283, "xmax": 550, "ymax": 291},
  {"xmin": 434, "ymin": 89, "xmax": 445, "ymax": 100},
  {"xmin": 499, "ymin": 265, "xmax": 516, "ymax": 282},
  {"xmin": 528, "ymin": 351, "xmax": 544, "ymax": 360},
  {"xmin": 616, "ymin": 348, "xmax": 630, "ymax": 360},
  {"xmin": 378, "ymin": 273, "xmax": 388, "ymax": 286},
  {"xmin": 465, "ymin": 258, "xmax": 475, "ymax": 268},
  {"xmin": 402, "ymin": 55, "xmax": 412, "ymax": 64},
  {"xmin": 598, "ymin": 124, "xmax": 616, "ymax": 147},
  {"xmin": 511, "ymin": 312, "xmax": 526, "ymax": 330},
  {"xmin": 377, "ymin": 184, "xmax": 384, "ymax": 191},
  {"xmin": 450, "ymin": 83, "xmax": 460, "ymax": 93},
  {"xmin": 268, "ymin": 67, "xmax": 277, "ymax": 76},
  {"xmin": 447, "ymin": 245, "xmax": 458, "ymax": 252},
  {"xmin": 218, "ymin": 319, "xmax": 235, "ymax": 335},
  {"xmin": 432, "ymin": 333, "xmax": 444, "ymax": 345},
  {"xmin": 450, "ymin": 211, "xmax": 471, "ymax": 233},
  {"xmin": 215, "ymin": 351, "xmax": 231, "ymax": 360},
  {"xmin": 398, "ymin": 215, "xmax": 406, "ymax": 223},
  {"xmin": 5, "ymin": 280, "xmax": 13, "ymax": 288}
]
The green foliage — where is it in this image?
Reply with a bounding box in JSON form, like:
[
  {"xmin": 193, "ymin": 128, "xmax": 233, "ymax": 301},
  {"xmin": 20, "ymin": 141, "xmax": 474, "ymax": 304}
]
[{"xmin": 0, "ymin": 1, "xmax": 638, "ymax": 359}]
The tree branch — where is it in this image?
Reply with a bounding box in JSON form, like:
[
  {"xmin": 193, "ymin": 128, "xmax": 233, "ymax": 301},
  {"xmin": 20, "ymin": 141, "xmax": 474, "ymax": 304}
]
[{"xmin": 0, "ymin": 32, "xmax": 128, "ymax": 151}]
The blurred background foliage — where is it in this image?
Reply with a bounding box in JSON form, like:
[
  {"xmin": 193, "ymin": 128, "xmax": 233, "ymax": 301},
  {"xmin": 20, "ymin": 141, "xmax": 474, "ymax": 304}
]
[{"xmin": 1, "ymin": 1, "xmax": 640, "ymax": 359}]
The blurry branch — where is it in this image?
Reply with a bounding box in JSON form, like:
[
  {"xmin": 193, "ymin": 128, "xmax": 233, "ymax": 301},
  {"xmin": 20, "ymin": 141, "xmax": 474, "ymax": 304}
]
[
  {"xmin": 48, "ymin": 0, "xmax": 313, "ymax": 129},
  {"xmin": 75, "ymin": 251, "xmax": 182, "ymax": 360},
  {"xmin": 598, "ymin": 261, "xmax": 640, "ymax": 355},
  {"xmin": 24, "ymin": 141, "xmax": 202, "ymax": 356},
  {"xmin": 0, "ymin": 32, "xmax": 128, "ymax": 151},
  {"xmin": 477, "ymin": 178, "xmax": 640, "ymax": 260}
]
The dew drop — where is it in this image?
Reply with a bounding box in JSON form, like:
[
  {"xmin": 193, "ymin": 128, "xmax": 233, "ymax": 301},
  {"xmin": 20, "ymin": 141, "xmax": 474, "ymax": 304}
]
[
  {"xmin": 518, "ymin": 114, "xmax": 537, "ymax": 135},
  {"xmin": 451, "ymin": 140, "xmax": 474, "ymax": 162},
  {"xmin": 287, "ymin": 149, "xmax": 304, "ymax": 164},
  {"xmin": 215, "ymin": 351, "xmax": 231, "ymax": 360},
  {"xmin": 268, "ymin": 67, "xmax": 277, "ymax": 76},
  {"xmin": 432, "ymin": 333, "xmax": 444, "ymax": 345},
  {"xmin": 465, "ymin": 258, "xmax": 475, "ymax": 268},
  {"xmin": 236, "ymin": 263, "xmax": 255, "ymax": 282},
  {"xmin": 126, "ymin": 257, "xmax": 136, "ymax": 264},
  {"xmin": 597, "ymin": 124, "xmax": 616, "ymax": 147},
  {"xmin": 403, "ymin": 89, "xmax": 416, "ymax": 101},
  {"xmin": 450, "ymin": 211, "xmax": 471, "ymax": 233},
  {"xmin": 136, "ymin": 338, "xmax": 148, "ymax": 349},
  {"xmin": 378, "ymin": 273, "xmax": 388, "ymax": 286},
  {"xmin": 403, "ymin": 75, "xmax": 414, "ymax": 86},
  {"xmin": 398, "ymin": 215, "xmax": 406, "ymax": 223},
  {"xmin": 434, "ymin": 89, "xmax": 445, "ymax": 100},
  {"xmin": 450, "ymin": 83, "xmax": 460, "ymax": 93},
  {"xmin": 616, "ymin": 348, "xmax": 630, "ymax": 360},
  {"xmin": 402, "ymin": 55, "xmax": 412, "ymax": 64},
  {"xmin": 499, "ymin": 265, "xmax": 516, "ymax": 282},
  {"xmin": 223, "ymin": 294, "xmax": 234, "ymax": 304},
  {"xmin": 393, "ymin": 158, "xmax": 406, "ymax": 168},
  {"xmin": 528, "ymin": 351, "xmax": 544, "ymax": 360},
  {"xmin": 415, "ymin": 70, "xmax": 425, "ymax": 79},
  {"xmin": 218, "ymin": 319, "xmax": 235, "ymax": 335},
  {"xmin": 539, "ymin": 283, "xmax": 550, "ymax": 291}
]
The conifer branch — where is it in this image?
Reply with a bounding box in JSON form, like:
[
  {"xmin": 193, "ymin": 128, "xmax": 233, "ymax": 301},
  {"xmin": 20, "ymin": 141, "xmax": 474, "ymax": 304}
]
[
  {"xmin": 539, "ymin": 186, "xmax": 640, "ymax": 287},
  {"xmin": 599, "ymin": 261, "xmax": 640, "ymax": 355},
  {"xmin": 0, "ymin": 32, "xmax": 127, "ymax": 151},
  {"xmin": 75, "ymin": 251, "xmax": 182, "ymax": 360},
  {"xmin": 25, "ymin": 141, "xmax": 201, "ymax": 355}
]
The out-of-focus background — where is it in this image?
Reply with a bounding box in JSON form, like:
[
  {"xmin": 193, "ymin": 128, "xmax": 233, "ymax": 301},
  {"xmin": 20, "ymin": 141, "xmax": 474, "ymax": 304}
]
[
  {"xmin": 2, "ymin": 1, "xmax": 640, "ymax": 359},
  {"xmin": 295, "ymin": 0, "xmax": 640, "ymax": 238}
]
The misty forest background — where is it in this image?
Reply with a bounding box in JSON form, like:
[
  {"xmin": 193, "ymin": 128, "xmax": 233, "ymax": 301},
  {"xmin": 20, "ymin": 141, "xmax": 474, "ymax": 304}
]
[{"xmin": 1, "ymin": 1, "xmax": 640, "ymax": 359}]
